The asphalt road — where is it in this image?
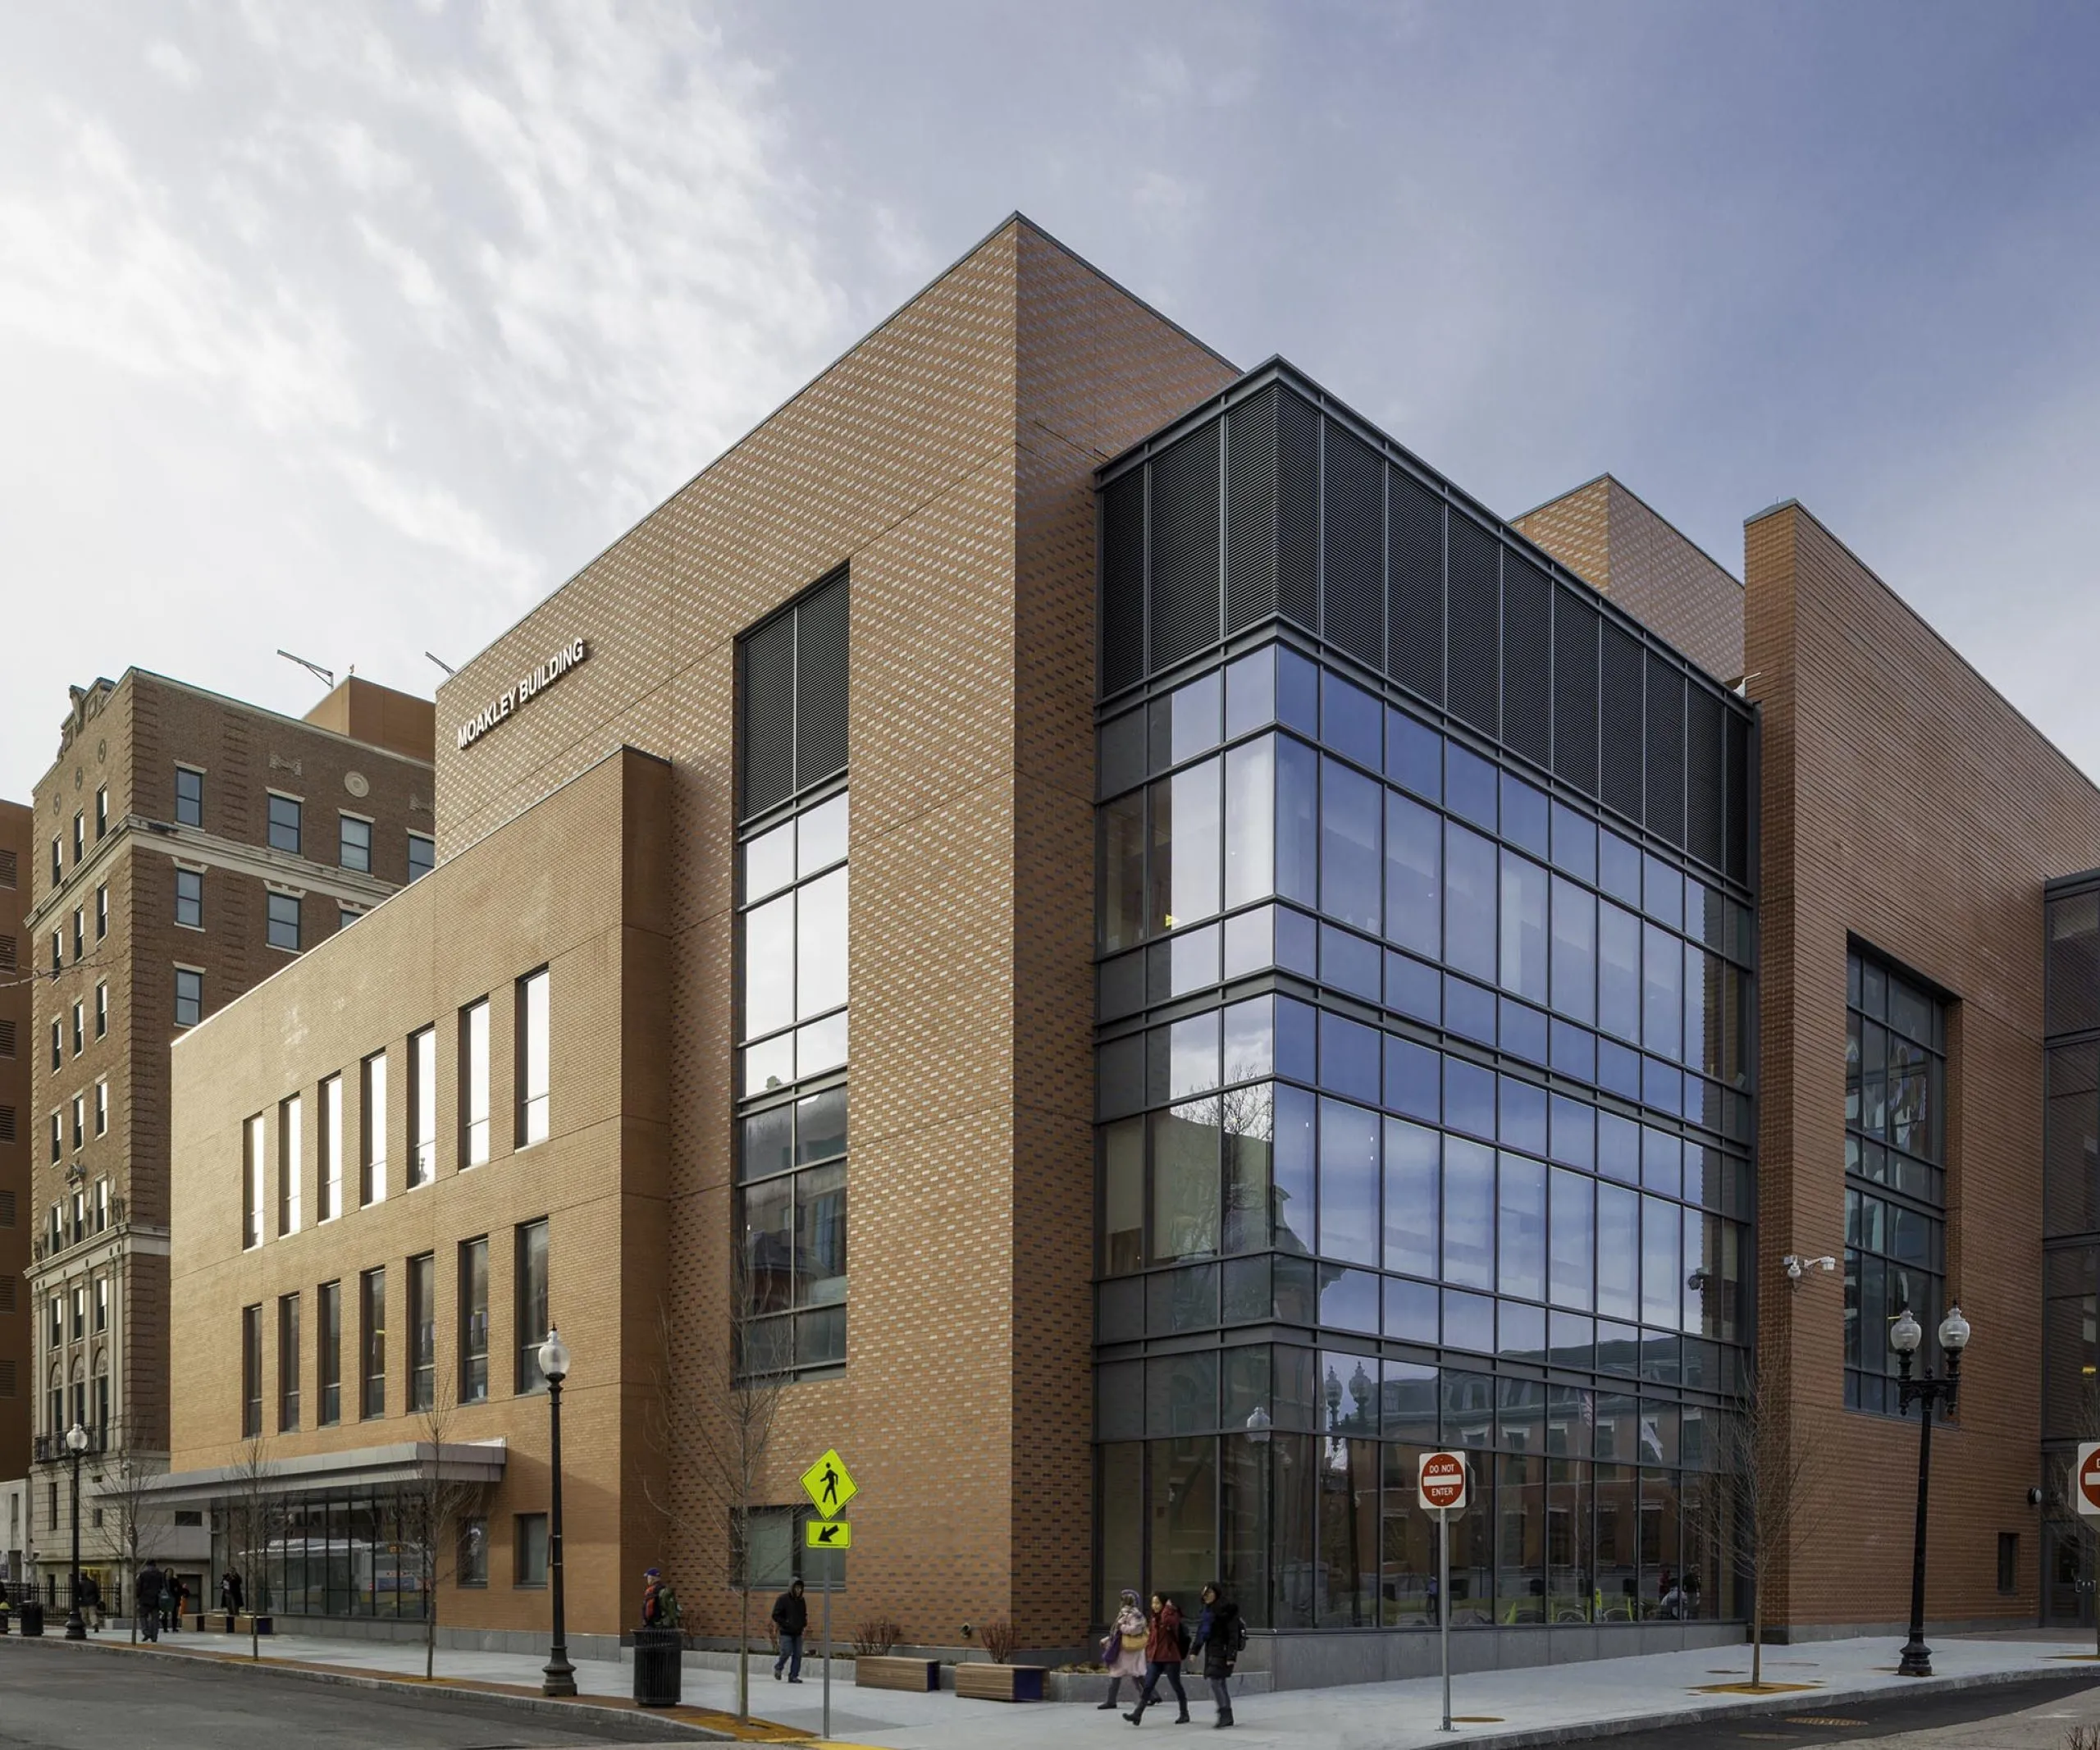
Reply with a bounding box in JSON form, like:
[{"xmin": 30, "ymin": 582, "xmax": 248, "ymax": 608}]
[
  {"xmin": 1586, "ymin": 1672, "xmax": 2100, "ymax": 1748},
  {"xmin": 0, "ymin": 1639, "xmax": 689, "ymax": 1749}
]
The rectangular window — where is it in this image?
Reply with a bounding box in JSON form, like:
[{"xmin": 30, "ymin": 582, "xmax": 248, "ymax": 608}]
[
  {"xmin": 360, "ymin": 1050, "xmax": 387, "ymax": 1204},
  {"xmin": 175, "ymin": 765, "xmax": 203, "ymax": 827},
  {"xmin": 241, "ymin": 1305, "xmax": 262, "ymax": 1437},
  {"xmin": 459, "ymin": 1237, "xmax": 489, "ymax": 1405},
  {"xmin": 94, "ymin": 884, "xmax": 107, "ymax": 938},
  {"xmin": 267, "ymin": 891, "xmax": 301, "ymax": 952},
  {"xmin": 95, "ymin": 785, "xmax": 107, "ymax": 839},
  {"xmin": 317, "ymin": 1280, "xmax": 342, "ymax": 1426},
  {"xmin": 461, "ymin": 998, "xmax": 490, "ymax": 1165},
  {"xmin": 71, "ymin": 1094, "xmax": 84, "ymax": 1152},
  {"xmin": 408, "ymin": 1026, "xmax": 436, "ymax": 1186},
  {"xmin": 517, "ymin": 970, "xmax": 549, "ymax": 1145},
  {"xmin": 71, "ymin": 1286, "xmax": 85, "ymax": 1341},
  {"xmin": 94, "ymin": 980, "xmax": 107, "ymax": 1039},
  {"xmin": 279, "ymin": 1094, "xmax": 302, "ymax": 1236},
  {"xmin": 514, "ymin": 1513, "xmax": 549, "ymax": 1587},
  {"xmin": 339, "ymin": 906, "xmax": 363, "ymax": 931},
  {"xmin": 48, "ymin": 1112, "xmax": 60, "ymax": 1166},
  {"xmin": 71, "ymin": 906, "xmax": 83, "ymax": 960},
  {"xmin": 360, "ymin": 1267, "xmax": 386, "ymax": 1419},
  {"xmin": 318, "ymin": 1073, "xmax": 343, "ymax": 1222},
  {"xmin": 49, "ymin": 930, "xmax": 59, "ymax": 974},
  {"xmin": 516, "ymin": 1218, "xmax": 550, "ymax": 1393},
  {"xmin": 50, "ymin": 838, "xmax": 60, "ymax": 886},
  {"xmin": 71, "ymin": 1002, "xmax": 82, "ymax": 1055},
  {"xmin": 459, "ymin": 1517, "xmax": 489, "ymax": 1587},
  {"xmin": 407, "ymin": 833, "xmax": 435, "ymax": 882},
  {"xmin": 71, "ymin": 812, "xmax": 83, "ymax": 864},
  {"xmin": 267, "ymin": 793, "xmax": 302, "ymax": 855},
  {"xmin": 339, "ymin": 814, "xmax": 372, "ymax": 873},
  {"xmin": 278, "ymin": 1293, "xmax": 301, "ymax": 1432},
  {"xmin": 94, "ymin": 1275, "xmax": 108, "ymax": 1333},
  {"xmin": 242, "ymin": 1114, "xmax": 264, "ymax": 1249},
  {"xmin": 94, "ymin": 1081, "xmax": 107, "ymax": 1137},
  {"xmin": 175, "ymin": 867, "xmax": 203, "ymax": 929},
  {"xmin": 93, "ymin": 1178, "xmax": 107, "ymax": 1233},
  {"xmin": 175, "ymin": 966, "xmax": 202, "ymax": 1028},
  {"xmin": 408, "ymin": 1253, "xmax": 435, "ymax": 1413},
  {"xmin": 50, "ymin": 1020, "xmax": 60, "ymax": 1071},
  {"xmin": 1998, "ymin": 1531, "xmax": 2018, "ymax": 1595}
]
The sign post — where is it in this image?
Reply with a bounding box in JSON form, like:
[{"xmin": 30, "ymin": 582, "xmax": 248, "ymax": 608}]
[
  {"xmin": 1418, "ymin": 1451, "xmax": 1472, "ymax": 1734},
  {"xmin": 800, "ymin": 1447, "xmax": 860, "ymax": 1743},
  {"xmin": 2078, "ymin": 1443, "xmax": 2100, "ymax": 1519}
]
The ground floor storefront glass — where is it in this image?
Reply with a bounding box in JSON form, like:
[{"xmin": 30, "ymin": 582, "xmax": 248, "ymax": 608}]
[{"xmin": 226, "ymin": 1487, "xmax": 431, "ymax": 1620}]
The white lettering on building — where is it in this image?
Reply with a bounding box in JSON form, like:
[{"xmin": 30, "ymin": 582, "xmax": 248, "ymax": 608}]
[{"xmin": 456, "ymin": 638, "xmax": 590, "ymax": 750}]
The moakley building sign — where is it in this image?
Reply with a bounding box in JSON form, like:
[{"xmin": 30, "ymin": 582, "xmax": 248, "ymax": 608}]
[{"xmin": 455, "ymin": 637, "xmax": 590, "ymax": 749}]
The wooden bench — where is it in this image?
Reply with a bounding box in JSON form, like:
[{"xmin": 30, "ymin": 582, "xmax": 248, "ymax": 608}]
[
  {"xmin": 856, "ymin": 1656, "xmax": 940, "ymax": 1693},
  {"xmin": 953, "ymin": 1662, "xmax": 1043, "ymax": 1702}
]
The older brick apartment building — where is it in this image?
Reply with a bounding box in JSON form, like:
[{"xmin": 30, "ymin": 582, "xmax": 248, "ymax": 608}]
[
  {"xmin": 19, "ymin": 672, "xmax": 431, "ymax": 1608},
  {"xmin": 0, "ymin": 798, "xmax": 33, "ymax": 1573},
  {"xmin": 140, "ymin": 215, "xmax": 2100, "ymax": 1684}
]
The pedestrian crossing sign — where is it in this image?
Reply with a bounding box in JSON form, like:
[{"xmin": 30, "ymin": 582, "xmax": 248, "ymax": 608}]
[
  {"xmin": 806, "ymin": 1519, "xmax": 852, "ymax": 1550},
  {"xmin": 800, "ymin": 1447, "xmax": 857, "ymax": 1519}
]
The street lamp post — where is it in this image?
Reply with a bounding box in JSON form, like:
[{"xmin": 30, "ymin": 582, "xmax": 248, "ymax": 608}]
[
  {"xmin": 1890, "ymin": 1303, "xmax": 1972, "ymax": 1679},
  {"xmin": 537, "ymin": 1327, "xmax": 575, "ymax": 1698},
  {"xmin": 63, "ymin": 1422, "xmax": 89, "ymax": 1640}
]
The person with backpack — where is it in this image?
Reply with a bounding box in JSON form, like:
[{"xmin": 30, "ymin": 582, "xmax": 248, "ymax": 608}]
[
  {"xmin": 1122, "ymin": 1591, "xmax": 1189, "ymax": 1725},
  {"xmin": 1190, "ymin": 1581, "xmax": 1244, "ymax": 1729}
]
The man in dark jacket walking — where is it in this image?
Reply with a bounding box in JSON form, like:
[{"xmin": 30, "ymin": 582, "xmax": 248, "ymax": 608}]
[
  {"xmin": 770, "ymin": 1578, "xmax": 808, "ymax": 1683},
  {"xmin": 135, "ymin": 1562, "xmax": 164, "ymax": 1644},
  {"xmin": 1189, "ymin": 1583, "xmax": 1243, "ymax": 1729}
]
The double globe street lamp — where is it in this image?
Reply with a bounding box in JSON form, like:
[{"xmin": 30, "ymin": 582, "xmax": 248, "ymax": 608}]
[
  {"xmin": 537, "ymin": 1327, "xmax": 575, "ymax": 1698},
  {"xmin": 1890, "ymin": 1301, "xmax": 1972, "ymax": 1679}
]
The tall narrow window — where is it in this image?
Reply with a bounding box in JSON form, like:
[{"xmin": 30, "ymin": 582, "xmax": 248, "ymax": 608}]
[
  {"xmin": 278, "ymin": 1293, "xmax": 301, "ymax": 1431},
  {"xmin": 278, "ymin": 1094, "xmax": 302, "ymax": 1236},
  {"xmin": 94, "ymin": 1276, "xmax": 108, "ymax": 1333},
  {"xmin": 94, "ymin": 1081, "xmax": 107, "ymax": 1137},
  {"xmin": 49, "ymin": 1021, "xmax": 59, "ymax": 1071},
  {"xmin": 317, "ymin": 1281, "xmax": 342, "ymax": 1426},
  {"xmin": 94, "ymin": 884, "xmax": 107, "ymax": 938},
  {"xmin": 407, "ymin": 833, "xmax": 435, "ymax": 882},
  {"xmin": 318, "ymin": 1073, "xmax": 343, "ymax": 1222},
  {"xmin": 339, "ymin": 814, "xmax": 372, "ymax": 873},
  {"xmin": 94, "ymin": 981, "xmax": 107, "ymax": 1039},
  {"xmin": 174, "ymin": 765, "xmax": 203, "ymax": 827},
  {"xmin": 461, "ymin": 998, "xmax": 490, "ymax": 1166},
  {"xmin": 71, "ymin": 812, "xmax": 83, "ymax": 864},
  {"xmin": 517, "ymin": 970, "xmax": 550, "ymax": 1146},
  {"xmin": 94, "ymin": 785, "xmax": 107, "ymax": 839},
  {"xmin": 267, "ymin": 891, "xmax": 301, "ymax": 952},
  {"xmin": 175, "ymin": 966, "xmax": 202, "ymax": 1028},
  {"xmin": 459, "ymin": 1238, "xmax": 489, "ymax": 1405},
  {"xmin": 408, "ymin": 1026, "xmax": 436, "ymax": 1186},
  {"xmin": 175, "ymin": 868, "xmax": 203, "ymax": 929},
  {"xmin": 242, "ymin": 1114, "xmax": 264, "ymax": 1249},
  {"xmin": 360, "ymin": 1049, "xmax": 387, "ymax": 1204},
  {"xmin": 71, "ymin": 906, "xmax": 83, "ymax": 960},
  {"xmin": 267, "ymin": 793, "xmax": 302, "ymax": 855},
  {"xmin": 515, "ymin": 1219, "xmax": 550, "ymax": 1393},
  {"xmin": 241, "ymin": 1305, "xmax": 262, "ymax": 1437},
  {"xmin": 408, "ymin": 1253, "xmax": 435, "ymax": 1413},
  {"xmin": 71, "ymin": 1003, "xmax": 82, "ymax": 1055},
  {"xmin": 71, "ymin": 1094, "xmax": 84, "ymax": 1151},
  {"xmin": 360, "ymin": 1267, "xmax": 386, "ymax": 1419}
]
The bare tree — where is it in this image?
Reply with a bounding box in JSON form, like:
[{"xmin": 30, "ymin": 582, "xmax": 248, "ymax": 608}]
[
  {"xmin": 2042, "ymin": 1379, "xmax": 2100, "ymax": 1658},
  {"xmin": 92, "ymin": 1441, "xmax": 167, "ymax": 1644},
  {"xmin": 1694, "ymin": 1368, "xmax": 1835, "ymax": 1688},
  {"xmin": 640, "ymin": 1246, "xmax": 788, "ymax": 1723},
  {"xmin": 225, "ymin": 1429, "xmax": 283, "ymax": 1661},
  {"xmin": 402, "ymin": 1362, "xmax": 491, "ymax": 1679}
]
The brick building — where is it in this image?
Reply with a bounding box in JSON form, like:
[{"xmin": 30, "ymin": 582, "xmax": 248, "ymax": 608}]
[
  {"xmin": 147, "ymin": 214, "xmax": 2100, "ymax": 1680},
  {"xmin": 21, "ymin": 671, "xmax": 431, "ymax": 1608},
  {"xmin": 0, "ymin": 798, "xmax": 33, "ymax": 1556}
]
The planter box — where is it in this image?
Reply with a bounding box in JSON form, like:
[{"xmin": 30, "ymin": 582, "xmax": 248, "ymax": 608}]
[
  {"xmin": 954, "ymin": 1662, "xmax": 1045, "ymax": 1702},
  {"xmin": 186, "ymin": 1613, "xmax": 237, "ymax": 1633},
  {"xmin": 234, "ymin": 1614, "xmax": 273, "ymax": 1635},
  {"xmin": 857, "ymin": 1656, "xmax": 940, "ymax": 1693}
]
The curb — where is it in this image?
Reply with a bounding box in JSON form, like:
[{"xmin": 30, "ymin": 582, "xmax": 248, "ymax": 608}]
[
  {"xmin": 1425, "ymin": 1661, "xmax": 2100, "ymax": 1749},
  {"xmin": 0, "ymin": 1632, "xmax": 744, "ymax": 1741}
]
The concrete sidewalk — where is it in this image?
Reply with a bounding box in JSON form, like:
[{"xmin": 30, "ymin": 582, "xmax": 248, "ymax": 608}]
[{"xmin": 35, "ymin": 1623, "xmax": 2100, "ymax": 1749}]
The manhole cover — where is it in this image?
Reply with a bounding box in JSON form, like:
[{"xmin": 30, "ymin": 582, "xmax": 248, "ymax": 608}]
[{"xmin": 1786, "ymin": 1719, "xmax": 1869, "ymax": 1728}]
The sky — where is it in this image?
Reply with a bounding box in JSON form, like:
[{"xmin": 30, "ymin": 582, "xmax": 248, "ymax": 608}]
[{"xmin": 3, "ymin": 2, "xmax": 2098, "ymax": 801}]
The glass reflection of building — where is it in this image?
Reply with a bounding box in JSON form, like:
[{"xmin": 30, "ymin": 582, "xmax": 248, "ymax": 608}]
[{"xmin": 1091, "ymin": 366, "xmax": 1757, "ymax": 1639}]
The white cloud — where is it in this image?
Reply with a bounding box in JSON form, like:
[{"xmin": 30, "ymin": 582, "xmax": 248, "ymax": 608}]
[{"xmin": 145, "ymin": 41, "xmax": 199, "ymax": 89}]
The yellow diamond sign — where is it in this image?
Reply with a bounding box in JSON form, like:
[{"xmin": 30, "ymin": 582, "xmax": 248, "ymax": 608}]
[
  {"xmin": 800, "ymin": 1448, "xmax": 857, "ymax": 1519},
  {"xmin": 806, "ymin": 1519, "xmax": 851, "ymax": 1551}
]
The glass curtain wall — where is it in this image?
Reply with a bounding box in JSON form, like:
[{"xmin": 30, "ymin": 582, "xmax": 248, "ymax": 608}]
[{"xmin": 1093, "ymin": 638, "xmax": 1752, "ymax": 1631}]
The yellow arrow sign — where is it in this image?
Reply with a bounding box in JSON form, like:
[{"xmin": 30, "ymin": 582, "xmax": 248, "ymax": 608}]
[
  {"xmin": 800, "ymin": 1447, "xmax": 857, "ymax": 1519},
  {"xmin": 806, "ymin": 1519, "xmax": 852, "ymax": 1551}
]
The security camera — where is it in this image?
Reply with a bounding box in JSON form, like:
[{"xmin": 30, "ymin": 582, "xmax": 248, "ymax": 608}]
[{"xmin": 1782, "ymin": 1254, "xmax": 1838, "ymax": 1282}]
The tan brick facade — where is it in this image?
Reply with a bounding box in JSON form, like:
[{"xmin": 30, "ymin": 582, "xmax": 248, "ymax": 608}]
[
  {"xmin": 1746, "ymin": 500, "xmax": 2100, "ymax": 1634},
  {"xmin": 0, "ymin": 799, "xmax": 32, "ymax": 1497}
]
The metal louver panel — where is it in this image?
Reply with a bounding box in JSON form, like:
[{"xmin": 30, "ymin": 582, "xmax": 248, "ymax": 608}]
[
  {"xmin": 1687, "ymin": 685, "xmax": 1725, "ymax": 870},
  {"xmin": 1645, "ymin": 652, "xmax": 1686, "ymax": 848},
  {"xmin": 1500, "ymin": 556, "xmax": 1552, "ymax": 770},
  {"xmin": 1387, "ymin": 468, "xmax": 1444, "ymax": 704},
  {"xmin": 738, "ymin": 611, "xmax": 797, "ymax": 820},
  {"xmin": 1226, "ymin": 389, "xmax": 1278, "ymax": 634},
  {"xmin": 794, "ymin": 574, "xmax": 850, "ymax": 788},
  {"xmin": 1552, "ymin": 590, "xmax": 1600, "ymax": 795},
  {"xmin": 1725, "ymin": 712, "xmax": 1751, "ymax": 884},
  {"xmin": 1446, "ymin": 518, "xmax": 1500, "ymax": 736},
  {"xmin": 1100, "ymin": 471, "xmax": 1145, "ymax": 697},
  {"xmin": 1322, "ymin": 422, "xmax": 1384, "ymax": 669},
  {"xmin": 1148, "ymin": 424, "xmax": 1222, "ymax": 672},
  {"xmin": 1276, "ymin": 390, "xmax": 1320, "ymax": 632},
  {"xmin": 1600, "ymin": 623, "xmax": 1645, "ymax": 823}
]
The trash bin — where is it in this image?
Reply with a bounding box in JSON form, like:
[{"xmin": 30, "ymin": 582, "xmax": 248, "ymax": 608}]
[
  {"xmin": 632, "ymin": 1626, "xmax": 683, "ymax": 1707},
  {"xmin": 19, "ymin": 1600, "xmax": 44, "ymax": 1638}
]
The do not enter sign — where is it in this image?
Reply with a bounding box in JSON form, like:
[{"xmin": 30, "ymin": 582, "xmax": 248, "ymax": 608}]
[
  {"xmin": 2078, "ymin": 1443, "xmax": 2100, "ymax": 1519},
  {"xmin": 1419, "ymin": 1450, "xmax": 1470, "ymax": 1515}
]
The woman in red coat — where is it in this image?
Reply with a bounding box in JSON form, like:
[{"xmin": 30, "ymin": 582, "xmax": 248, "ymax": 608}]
[{"xmin": 1124, "ymin": 1591, "xmax": 1189, "ymax": 1725}]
